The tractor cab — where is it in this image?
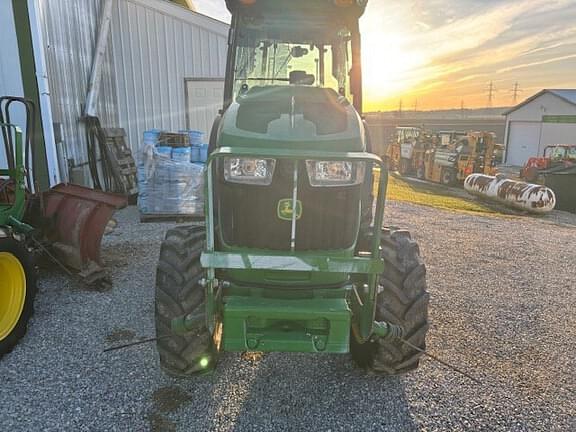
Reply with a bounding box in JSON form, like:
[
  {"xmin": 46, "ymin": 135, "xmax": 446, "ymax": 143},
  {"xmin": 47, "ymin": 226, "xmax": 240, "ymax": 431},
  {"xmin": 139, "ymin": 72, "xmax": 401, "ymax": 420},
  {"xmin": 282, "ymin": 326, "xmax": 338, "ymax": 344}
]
[
  {"xmin": 216, "ymin": 0, "xmax": 368, "ymax": 153},
  {"xmin": 224, "ymin": 0, "xmax": 366, "ymax": 111},
  {"xmin": 547, "ymin": 145, "xmax": 576, "ymax": 161}
]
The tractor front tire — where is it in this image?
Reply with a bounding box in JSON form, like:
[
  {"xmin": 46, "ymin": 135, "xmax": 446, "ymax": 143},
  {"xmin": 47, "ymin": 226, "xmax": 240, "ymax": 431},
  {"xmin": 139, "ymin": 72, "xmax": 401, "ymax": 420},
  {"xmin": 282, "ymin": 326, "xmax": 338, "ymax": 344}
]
[
  {"xmin": 155, "ymin": 225, "xmax": 216, "ymax": 377},
  {"xmin": 0, "ymin": 236, "xmax": 37, "ymax": 357},
  {"xmin": 352, "ymin": 228, "xmax": 429, "ymax": 375}
]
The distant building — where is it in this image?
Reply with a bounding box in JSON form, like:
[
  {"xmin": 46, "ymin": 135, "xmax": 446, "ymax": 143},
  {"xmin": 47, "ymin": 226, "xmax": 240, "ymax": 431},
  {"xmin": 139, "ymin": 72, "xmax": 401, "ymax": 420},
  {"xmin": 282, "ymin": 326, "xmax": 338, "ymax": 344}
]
[{"xmin": 503, "ymin": 89, "xmax": 576, "ymax": 166}]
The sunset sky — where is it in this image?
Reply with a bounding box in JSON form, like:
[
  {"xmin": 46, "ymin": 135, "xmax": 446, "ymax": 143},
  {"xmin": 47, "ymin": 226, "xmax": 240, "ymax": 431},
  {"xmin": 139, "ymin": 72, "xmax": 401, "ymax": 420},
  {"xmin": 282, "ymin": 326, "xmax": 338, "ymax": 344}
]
[{"xmin": 193, "ymin": 0, "xmax": 576, "ymax": 111}]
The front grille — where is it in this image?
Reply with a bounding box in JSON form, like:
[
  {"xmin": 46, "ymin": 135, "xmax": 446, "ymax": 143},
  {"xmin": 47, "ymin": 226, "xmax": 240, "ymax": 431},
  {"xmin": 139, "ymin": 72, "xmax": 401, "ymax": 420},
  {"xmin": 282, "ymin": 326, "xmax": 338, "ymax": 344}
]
[{"xmin": 218, "ymin": 160, "xmax": 361, "ymax": 251}]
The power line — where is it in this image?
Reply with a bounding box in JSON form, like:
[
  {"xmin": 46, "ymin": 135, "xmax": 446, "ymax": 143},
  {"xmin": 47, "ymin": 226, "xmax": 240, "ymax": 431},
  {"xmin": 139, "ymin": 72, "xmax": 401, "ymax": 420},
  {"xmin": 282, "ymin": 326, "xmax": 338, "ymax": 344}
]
[
  {"xmin": 511, "ymin": 82, "xmax": 522, "ymax": 105},
  {"xmin": 487, "ymin": 81, "xmax": 495, "ymax": 107}
]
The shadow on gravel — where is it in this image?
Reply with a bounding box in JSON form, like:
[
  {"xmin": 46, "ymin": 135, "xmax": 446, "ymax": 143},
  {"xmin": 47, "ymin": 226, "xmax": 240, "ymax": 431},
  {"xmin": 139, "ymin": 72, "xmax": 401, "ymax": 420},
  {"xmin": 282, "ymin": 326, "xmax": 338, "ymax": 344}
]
[
  {"xmin": 148, "ymin": 386, "xmax": 192, "ymax": 432},
  {"xmin": 165, "ymin": 353, "xmax": 418, "ymax": 432}
]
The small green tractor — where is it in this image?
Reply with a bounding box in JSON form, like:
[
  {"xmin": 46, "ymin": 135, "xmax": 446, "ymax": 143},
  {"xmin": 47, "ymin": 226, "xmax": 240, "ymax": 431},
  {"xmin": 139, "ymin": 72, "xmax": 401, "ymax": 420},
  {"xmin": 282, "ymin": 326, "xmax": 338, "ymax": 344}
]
[
  {"xmin": 155, "ymin": 0, "xmax": 430, "ymax": 376},
  {"xmin": 0, "ymin": 98, "xmax": 37, "ymax": 356}
]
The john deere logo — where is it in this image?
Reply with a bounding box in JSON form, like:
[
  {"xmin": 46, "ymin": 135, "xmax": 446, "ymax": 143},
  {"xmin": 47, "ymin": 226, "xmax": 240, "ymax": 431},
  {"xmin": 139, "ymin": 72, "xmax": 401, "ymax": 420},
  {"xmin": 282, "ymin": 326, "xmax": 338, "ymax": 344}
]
[{"xmin": 277, "ymin": 199, "xmax": 302, "ymax": 221}]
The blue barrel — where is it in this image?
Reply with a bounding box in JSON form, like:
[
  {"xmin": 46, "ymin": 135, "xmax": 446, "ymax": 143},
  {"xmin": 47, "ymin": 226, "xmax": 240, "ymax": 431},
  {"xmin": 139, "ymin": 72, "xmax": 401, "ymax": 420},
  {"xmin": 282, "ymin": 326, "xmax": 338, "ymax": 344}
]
[
  {"xmin": 172, "ymin": 147, "xmax": 192, "ymax": 162},
  {"xmin": 189, "ymin": 130, "xmax": 204, "ymax": 147},
  {"xmin": 190, "ymin": 145, "xmax": 201, "ymax": 162},
  {"xmin": 200, "ymin": 144, "xmax": 209, "ymax": 163},
  {"xmin": 143, "ymin": 129, "xmax": 161, "ymax": 145},
  {"xmin": 156, "ymin": 146, "xmax": 172, "ymax": 158}
]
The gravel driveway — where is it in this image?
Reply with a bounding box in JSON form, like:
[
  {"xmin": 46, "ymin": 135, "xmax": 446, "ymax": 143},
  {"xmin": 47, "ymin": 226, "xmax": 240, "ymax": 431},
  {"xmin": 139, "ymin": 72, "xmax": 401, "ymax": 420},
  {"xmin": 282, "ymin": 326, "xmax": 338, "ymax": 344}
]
[{"xmin": 1, "ymin": 203, "xmax": 574, "ymax": 431}]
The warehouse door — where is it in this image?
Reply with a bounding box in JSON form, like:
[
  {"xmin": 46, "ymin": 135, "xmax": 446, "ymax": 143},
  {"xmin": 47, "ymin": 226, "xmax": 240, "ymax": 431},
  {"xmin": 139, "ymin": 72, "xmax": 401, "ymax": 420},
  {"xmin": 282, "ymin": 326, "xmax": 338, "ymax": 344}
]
[
  {"xmin": 185, "ymin": 79, "xmax": 224, "ymax": 140},
  {"xmin": 507, "ymin": 122, "xmax": 541, "ymax": 166}
]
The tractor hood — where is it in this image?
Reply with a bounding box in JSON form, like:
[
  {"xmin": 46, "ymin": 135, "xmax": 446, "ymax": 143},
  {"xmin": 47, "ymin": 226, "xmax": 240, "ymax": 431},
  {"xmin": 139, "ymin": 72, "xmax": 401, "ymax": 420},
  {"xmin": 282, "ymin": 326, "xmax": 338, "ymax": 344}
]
[{"xmin": 218, "ymin": 86, "xmax": 366, "ymax": 152}]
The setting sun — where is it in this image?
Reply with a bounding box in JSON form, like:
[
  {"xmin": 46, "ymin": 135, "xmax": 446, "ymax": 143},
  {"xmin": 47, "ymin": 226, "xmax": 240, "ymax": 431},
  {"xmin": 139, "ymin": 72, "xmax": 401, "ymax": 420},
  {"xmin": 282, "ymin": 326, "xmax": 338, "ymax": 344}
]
[
  {"xmin": 362, "ymin": 31, "xmax": 429, "ymax": 111},
  {"xmin": 191, "ymin": 0, "xmax": 576, "ymax": 111}
]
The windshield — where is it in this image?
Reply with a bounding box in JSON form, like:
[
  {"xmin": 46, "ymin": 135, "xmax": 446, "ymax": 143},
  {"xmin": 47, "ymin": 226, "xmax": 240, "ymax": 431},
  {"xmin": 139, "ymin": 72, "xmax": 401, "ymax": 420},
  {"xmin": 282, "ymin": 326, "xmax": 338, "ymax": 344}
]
[
  {"xmin": 550, "ymin": 146, "xmax": 576, "ymax": 160},
  {"xmin": 233, "ymin": 17, "xmax": 353, "ymax": 101}
]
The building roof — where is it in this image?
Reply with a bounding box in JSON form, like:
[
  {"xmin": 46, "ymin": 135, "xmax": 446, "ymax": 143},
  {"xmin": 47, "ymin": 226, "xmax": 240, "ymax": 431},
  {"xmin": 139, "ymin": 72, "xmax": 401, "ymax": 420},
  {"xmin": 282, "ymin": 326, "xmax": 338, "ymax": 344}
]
[{"xmin": 504, "ymin": 89, "xmax": 576, "ymax": 115}]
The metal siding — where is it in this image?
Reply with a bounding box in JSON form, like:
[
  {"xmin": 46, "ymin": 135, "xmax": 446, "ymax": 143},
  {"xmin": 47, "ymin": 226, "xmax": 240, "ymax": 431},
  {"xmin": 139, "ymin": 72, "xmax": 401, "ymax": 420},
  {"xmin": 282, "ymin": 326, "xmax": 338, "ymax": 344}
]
[
  {"xmin": 112, "ymin": 0, "xmax": 228, "ymax": 155},
  {"xmin": 541, "ymin": 123, "xmax": 576, "ymax": 148},
  {"xmin": 38, "ymin": 0, "xmax": 118, "ymax": 183},
  {"xmin": 35, "ymin": 0, "xmax": 227, "ymax": 184}
]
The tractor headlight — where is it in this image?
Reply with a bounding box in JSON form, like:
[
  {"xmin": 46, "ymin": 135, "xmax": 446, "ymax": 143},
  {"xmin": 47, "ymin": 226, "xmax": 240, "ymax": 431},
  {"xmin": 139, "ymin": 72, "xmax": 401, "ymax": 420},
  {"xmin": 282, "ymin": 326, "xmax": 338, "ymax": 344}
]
[
  {"xmin": 305, "ymin": 160, "xmax": 365, "ymax": 187},
  {"xmin": 224, "ymin": 157, "xmax": 276, "ymax": 185}
]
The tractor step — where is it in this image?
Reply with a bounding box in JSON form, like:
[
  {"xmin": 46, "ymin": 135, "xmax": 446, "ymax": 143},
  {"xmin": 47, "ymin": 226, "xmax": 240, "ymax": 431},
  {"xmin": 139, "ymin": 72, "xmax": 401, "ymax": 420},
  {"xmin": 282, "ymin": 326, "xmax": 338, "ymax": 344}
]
[{"xmin": 222, "ymin": 296, "xmax": 351, "ymax": 353}]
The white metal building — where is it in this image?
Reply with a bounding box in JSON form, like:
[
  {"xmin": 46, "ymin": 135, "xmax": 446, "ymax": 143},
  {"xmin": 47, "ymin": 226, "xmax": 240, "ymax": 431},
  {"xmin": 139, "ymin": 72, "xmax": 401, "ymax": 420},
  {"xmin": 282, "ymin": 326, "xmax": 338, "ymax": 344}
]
[
  {"xmin": 503, "ymin": 89, "xmax": 576, "ymax": 166},
  {"xmin": 1, "ymin": 0, "xmax": 228, "ymax": 186},
  {"xmin": 1, "ymin": 0, "xmax": 61, "ymax": 188}
]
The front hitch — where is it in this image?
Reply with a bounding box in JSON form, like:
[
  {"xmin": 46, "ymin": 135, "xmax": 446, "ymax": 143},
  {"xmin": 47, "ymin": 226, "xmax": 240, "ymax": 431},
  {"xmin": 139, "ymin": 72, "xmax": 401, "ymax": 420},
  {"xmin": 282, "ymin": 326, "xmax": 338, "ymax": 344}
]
[
  {"xmin": 171, "ymin": 311, "xmax": 206, "ymax": 335},
  {"xmin": 372, "ymin": 321, "xmax": 404, "ymax": 340}
]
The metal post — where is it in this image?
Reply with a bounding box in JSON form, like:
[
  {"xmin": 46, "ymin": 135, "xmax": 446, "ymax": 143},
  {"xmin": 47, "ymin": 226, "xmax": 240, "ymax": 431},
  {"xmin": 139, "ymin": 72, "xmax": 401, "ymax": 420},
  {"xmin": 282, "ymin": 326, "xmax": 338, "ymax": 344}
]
[
  {"xmin": 290, "ymin": 161, "xmax": 298, "ymax": 251},
  {"xmin": 359, "ymin": 163, "xmax": 389, "ymax": 342},
  {"xmin": 84, "ymin": 0, "xmax": 113, "ymax": 117},
  {"xmin": 205, "ymin": 159, "xmax": 216, "ymax": 333}
]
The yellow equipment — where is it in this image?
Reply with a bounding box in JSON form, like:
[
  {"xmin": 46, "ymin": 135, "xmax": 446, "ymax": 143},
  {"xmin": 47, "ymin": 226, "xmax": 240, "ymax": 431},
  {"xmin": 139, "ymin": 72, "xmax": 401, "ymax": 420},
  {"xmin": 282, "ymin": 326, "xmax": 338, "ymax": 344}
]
[
  {"xmin": 385, "ymin": 127, "xmax": 437, "ymax": 178},
  {"xmin": 422, "ymin": 132, "xmax": 498, "ymax": 185}
]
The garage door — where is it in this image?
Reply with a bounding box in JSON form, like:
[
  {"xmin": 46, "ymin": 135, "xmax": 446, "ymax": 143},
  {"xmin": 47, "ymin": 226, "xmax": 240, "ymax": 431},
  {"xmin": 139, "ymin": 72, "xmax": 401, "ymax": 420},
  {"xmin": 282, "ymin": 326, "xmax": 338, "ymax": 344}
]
[
  {"xmin": 185, "ymin": 79, "xmax": 225, "ymax": 140},
  {"xmin": 507, "ymin": 122, "xmax": 541, "ymax": 166}
]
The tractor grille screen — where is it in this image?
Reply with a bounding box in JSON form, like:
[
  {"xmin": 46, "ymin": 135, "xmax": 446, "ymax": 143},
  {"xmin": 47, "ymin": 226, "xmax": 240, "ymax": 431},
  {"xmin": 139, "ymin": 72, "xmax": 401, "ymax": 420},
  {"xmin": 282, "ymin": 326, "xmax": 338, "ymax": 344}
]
[{"xmin": 218, "ymin": 160, "xmax": 360, "ymax": 251}]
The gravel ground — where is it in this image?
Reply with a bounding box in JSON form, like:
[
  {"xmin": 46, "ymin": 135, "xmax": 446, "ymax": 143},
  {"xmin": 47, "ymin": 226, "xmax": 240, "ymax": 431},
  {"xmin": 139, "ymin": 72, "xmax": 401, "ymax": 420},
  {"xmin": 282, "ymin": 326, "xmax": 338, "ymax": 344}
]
[{"xmin": 1, "ymin": 203, "xmax": 575, "ymax": 432}]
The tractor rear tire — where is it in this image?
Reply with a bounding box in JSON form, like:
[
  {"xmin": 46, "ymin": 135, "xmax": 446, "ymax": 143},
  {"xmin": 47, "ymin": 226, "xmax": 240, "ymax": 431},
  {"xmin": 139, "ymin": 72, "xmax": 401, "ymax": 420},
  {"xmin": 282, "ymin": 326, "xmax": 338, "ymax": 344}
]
[
  {"xmin": 351, "ymin": 228, "xmax": 429, "ymax": 375},
  {"xmin": 155, "ymin": 225, "xmax": 216, "ymax": 377},
  {"xmin": 0, "ymin": 236, "xmax": 37, "ymax": 357}
]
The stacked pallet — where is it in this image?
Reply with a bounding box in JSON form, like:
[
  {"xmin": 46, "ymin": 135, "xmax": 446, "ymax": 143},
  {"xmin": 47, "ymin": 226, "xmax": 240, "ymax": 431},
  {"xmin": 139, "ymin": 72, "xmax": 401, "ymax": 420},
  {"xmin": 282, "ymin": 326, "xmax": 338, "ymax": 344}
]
[{"xmin": 138, "ymin": 130, "xmax": 206, "ymax": 221}]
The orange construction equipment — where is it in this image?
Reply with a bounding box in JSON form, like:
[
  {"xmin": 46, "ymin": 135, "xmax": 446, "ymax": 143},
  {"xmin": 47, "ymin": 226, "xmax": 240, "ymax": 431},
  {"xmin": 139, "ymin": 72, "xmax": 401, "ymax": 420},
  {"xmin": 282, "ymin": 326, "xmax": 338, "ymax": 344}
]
[{"xmin": 520, "ymin": 145, "xmax": 576, "ymax": 182}]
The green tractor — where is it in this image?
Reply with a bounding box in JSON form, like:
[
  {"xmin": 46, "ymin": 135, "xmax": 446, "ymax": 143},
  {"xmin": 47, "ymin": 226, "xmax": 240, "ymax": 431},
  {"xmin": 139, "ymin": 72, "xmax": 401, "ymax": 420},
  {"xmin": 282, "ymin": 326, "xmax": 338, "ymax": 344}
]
[
  {"xmin": 0, "ymin": 98, "xmax": 37, "ymax": 356},
  {"xmin": 155, "ymin": 0, "xmax": 430, "ymax": 376}
]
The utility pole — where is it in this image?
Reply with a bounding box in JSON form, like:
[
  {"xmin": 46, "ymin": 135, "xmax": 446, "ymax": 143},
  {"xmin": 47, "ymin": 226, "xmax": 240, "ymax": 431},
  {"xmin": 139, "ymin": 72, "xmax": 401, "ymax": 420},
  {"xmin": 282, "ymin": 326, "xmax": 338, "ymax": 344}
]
[
  {"xmin": 413, "ymin": 99, "xmax": 418, "ymax": 112},
  {"xmin": 487, "ymin": 81, "xmax": 495, "ymax": 107},
  {"xmin": 511, "ymin": 82, "xmax": 521, "ymax": 105},
  {"xmin": 460, "ymin": 99, "xmax": 465, "ymax": 118},
  {"xmin": 398, "ymin": 99, "xmax": 403, "ymax": 117}
]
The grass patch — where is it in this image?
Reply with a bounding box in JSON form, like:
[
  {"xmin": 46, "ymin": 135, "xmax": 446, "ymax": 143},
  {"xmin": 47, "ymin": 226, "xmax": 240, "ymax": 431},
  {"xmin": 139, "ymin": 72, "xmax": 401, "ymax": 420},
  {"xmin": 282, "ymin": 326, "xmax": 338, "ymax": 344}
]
[{"xmin": 384, "ymin": 174, "xmax": 499, "ymax": 215}]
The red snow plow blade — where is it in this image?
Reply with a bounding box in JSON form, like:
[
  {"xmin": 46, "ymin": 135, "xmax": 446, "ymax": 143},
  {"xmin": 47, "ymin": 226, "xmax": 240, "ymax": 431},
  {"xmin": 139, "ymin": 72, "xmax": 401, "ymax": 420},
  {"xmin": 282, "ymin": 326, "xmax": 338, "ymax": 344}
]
[{"xmin": 42, "ymin": 184, "xmax": 127, "ymax": 286}]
